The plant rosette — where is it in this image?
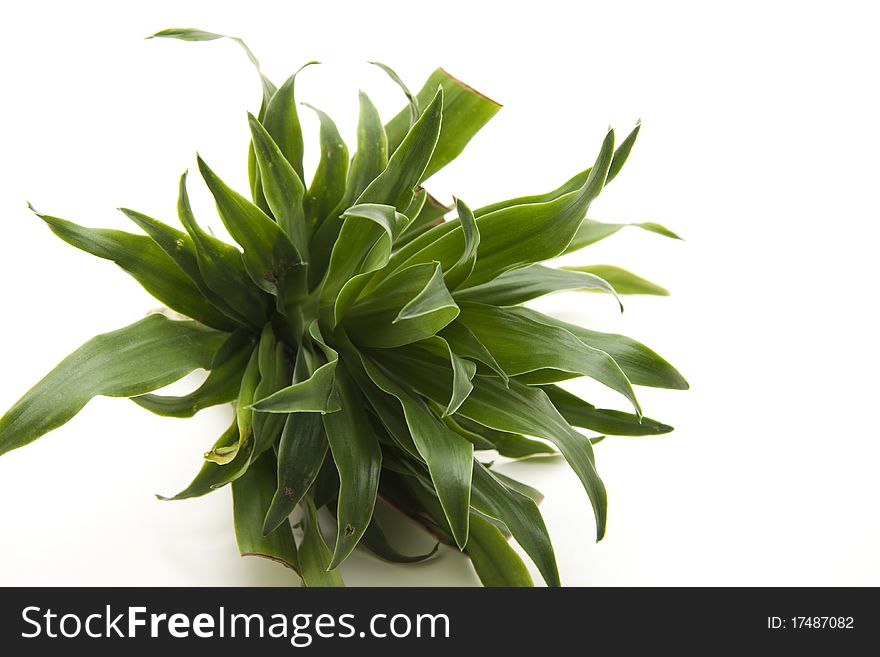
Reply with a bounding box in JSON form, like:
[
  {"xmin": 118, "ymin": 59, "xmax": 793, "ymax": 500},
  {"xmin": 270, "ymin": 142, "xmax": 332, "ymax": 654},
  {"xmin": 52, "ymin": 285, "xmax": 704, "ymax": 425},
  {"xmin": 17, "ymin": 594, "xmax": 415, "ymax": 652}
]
[{"xmin": 0, "ymin": 28, "xmax": 687, "ymax": 587}]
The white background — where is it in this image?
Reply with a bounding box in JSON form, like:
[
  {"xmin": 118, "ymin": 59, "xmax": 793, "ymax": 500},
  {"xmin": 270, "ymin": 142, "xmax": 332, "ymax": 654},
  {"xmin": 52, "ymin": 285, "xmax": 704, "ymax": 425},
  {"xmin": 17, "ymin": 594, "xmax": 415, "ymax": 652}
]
[{"xmin": 1, "ymin": 0, "xmax": 878, "ymax": 586}]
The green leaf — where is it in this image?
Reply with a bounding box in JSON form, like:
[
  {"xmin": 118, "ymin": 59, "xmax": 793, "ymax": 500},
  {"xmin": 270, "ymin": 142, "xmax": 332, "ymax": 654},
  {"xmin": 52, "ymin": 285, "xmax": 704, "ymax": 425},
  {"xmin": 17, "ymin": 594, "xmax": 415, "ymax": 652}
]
[
  {"xmin": 380, "ymin": 127, "xmax": 617, "ymax": 291},
  {"xmin": 439, "ymin": 320, "xmax": 509, "ymax": 385},
  {"xmin": 541, "ymin": 385, "xmax": 673, "ymax": 436},
  {"xmin": 357, "ymin": 87, "xmax": 443, "ymax": 211},
  {"xmin": 251, "ymin": 325, "xmax": 293, "ymax": 455},
  {"xmin": 455, "ymin": 264, "xmax": 621, "ymax": 309},
  {"xmin": 206, "ymin": 347, "xmax": 260, "ymax": 466},
  {"xmin": 176, "ymin": 172, "xmax": 270, "ymax": 327},
  {"xmin": 466, "ymin": 514, "xmax": 533, "ymax": 587},
  {"xmin": 473, "ymin": 121, "xmax": 641, "ymax": 218},
  {"xmin": 197, "ymin": 156, "xmax": 304, "ymax": 299},
  {"xmin": 396, "ymin": 190, "xmax": 451, "ymax": 246},
  {"xmin": 299, "ymin": 497, "xmax": 345, "ymax": 587},
  {"xmin": 562, "ymin": 264, "xmax": 670, "ymax": 296},
  {"xmin": 132, "ymin": 328, "xmax": 255, "ymax": 417},
  {"xmin": 415, "ymin": 336, "xmax": 476, "ymax": 416},
  {"xmin": 29, "ymin": 205, "xmax": 236, "ymax": 331},
  {"xmin": 323, "ymin": 203, "xmax": 410, "ymax": 323},
  {"xmin": 373, "ymin": 349, "xmax": 608, "ymax": 540},
  {"xmin": 119, "ymin": 208, "xmax": 248, "ymax": 327},
  {"xmin": 491, "ymin": 471, "xmax": 545, "ymax": 503},
  {"xmin": 512, "ymin": 307, "xmax": 689, "ymax": 390},
  {"xmin": 443, "ymin": 198, "xmax": 480, "ymax": 291},
  {"xmin": 148, "ymin": 28, "xmax": 276, "ymax": 106},
  {"xmin": 361, "ymin": 356, "xmax": 473, "ymax": 549},
  {"xmin": 248, "ymin": 112, "xmax": 308, "ymax": 254},
  {"xmin": 232, "ymin": 450, "xmax": 300, "ymax": 575},
  {"xmin": 470, "ymin": 462, "xmax": 559, "ymax": 586},
  {"xmin": 453, "ymin": 416, "xmax": 556, "ymax": 458},
  {"xmin": 263, "ymin": 413, "xmax": 328, "ymax": 535},
  {"xmin": 251, "ymin": 322, "xmax": 340, "ymax": 414},
  {"xmin": 458, "ymin": 302, "xmax": 641, "ymax": 415},
  {"xmin": 340, "ymin": 91, "xmax": 389, "ymax": 208},
  {"xmin": 0, "ymin": 314, "xmax": 225, "ymax": 456},
  {"xmin": 262, "ymin": 63, "xmax": 318, "ymax": 181},
  {"xmin": 157, "ymin": 419, "xmax": 243, "ymax": 500},
  {"xmin": 385, "ymin": 68, "xmax": 501, "ymax": 181},
  {"xmin": 565, "ymin": 219, "xmax": 682, "ymax": 254},
  {"xmin": 302, "ymin": 104, "xmax": 349, "ymax": 228},
  {"xmin": 370, "ymin": 61, "xmax": 419, "ymax": 127},
  {"xmin": 321, "ymin": 365, "xmax": 382, "ymax": 568},
  {"xmin": 360, "ymin": 510, "xmax": 439, "ymax": 563},
  {"xmin": 346, "ymin": 262, "xmax": 459, "ymax": 348},
  {"xmin": 342, "ymin": 349, "xmax": 422, "ymax": 460}
]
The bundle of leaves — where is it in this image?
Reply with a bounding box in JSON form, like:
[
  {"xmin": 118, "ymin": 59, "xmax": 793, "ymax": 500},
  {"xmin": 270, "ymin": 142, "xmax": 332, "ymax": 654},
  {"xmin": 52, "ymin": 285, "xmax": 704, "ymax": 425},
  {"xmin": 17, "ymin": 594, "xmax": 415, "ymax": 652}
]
[{"xmin": 0, "ymin": 29, "xmax": 687, "ymax": 586}]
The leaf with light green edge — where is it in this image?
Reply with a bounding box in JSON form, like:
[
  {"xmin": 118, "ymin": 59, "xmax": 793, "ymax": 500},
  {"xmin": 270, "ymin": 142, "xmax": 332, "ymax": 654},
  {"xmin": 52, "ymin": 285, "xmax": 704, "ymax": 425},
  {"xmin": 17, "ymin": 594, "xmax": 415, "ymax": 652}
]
[
  {"xmin": 490, "ymin": 471, "xmax": 545, "ymax": 504},
  {"xmin": 385, "ymin": 68, "xmax": 501, "ymax": 181},
  {"xmin": 403, "ymin": 188, "xmax": 427, "ymax": 221},
  {"xmin": 438, "ymin": 413, "xmax": 494, "ymax": 450},
  {"xmin": 324, "ymin": 204, "xmax": 410, "ymax": 324},
  {"xmin": 466, "ymin": 513, "xmax": 533, "ymax": 587},
  {"xmin": 563, "ymin": 264, "xmax": 670, "ymax": 296},
  {"xmin": 320, "ymin": 364, "xmax": 383, "ymax": 568},
  {"xmin": 232, "ymin": 450, "xmax": 300, "ymax": 576},
  {"xmin": 458, "ymin": 302, "xmax": 641, "ymax": 415},
  {"xmin": 360, "ymin": 510, "xmax": 439, "ymax": 564},
  {"xmin": 452, "ymin": 416, "xmax": 556, "ymax": 458},
  {"xmin": 341, "ymin": 346, "xmax": 421, "ymax": 460},
  {"xmin": 197, "ymin": 156, "xmax": 304, "ymax": 300},
  {"xmin": 511, "ymin": 307, "xmax": 689, "ymax": 390},
  {"xmin": 132, "ymin": 328, "xmax": 255, "ymax": 417},
  {"xmin": 118, "ymin": 208, "xmax": 249, "ymax": 327},
  {"xmin": 396, "ymin": 190, "xmax": 452, "ymax": 246},
  {"xmin": 251, "ymin": 325, "xmax": 293, "ymax": 456},
  {"xmin": 541, "ymin": 385, "xmax": 673, "ymax": 436},
  {"xmin": 248, "ymin": 113, "xmax": 308, "ymax": 254},
  {"xmin": 261, "ymin": 63, "xmax": 318, "ymax": 181},
  {"xmin": 339, "ymin": 91, "xmax": 389, "ymax": 210},
  {"xmin": 0, "ymin": 314, "xmax": 226, "ymax": 456},
  {"xmin": 360, "ymin": 355, "xmax": 473, "ymax": 549},
  {"xmin": 565, "ymin": 219, "xmax": 682, "ymax": 254},
  {"xmin": 176, "ymin": 172, "xmax": 270, "ymax": 328},
  {"xmin": 469, "ymin": 461, "xmax": 559, "ymax": 587},
  {"xmin": 376, "ymin": 128, "xmax": 616, "ymax": 293},
  {"xmin": 263, "ymin": 413, "xmax": 328, "ymax": 535},
  {"xmin": 473, "ymin": 121, "xmax": 641, "ymax": 218},
  {"xmin": 148, "ymin": 28, "xmax": 276, "ymax": 106},
  {"xmin": 157, "ymin": 419, "xmax": 242, "ymax": 501},
  {"xmin": 205, "ymin": 347, "xmax": 260, "ymax": 466},
  {"xmin": 302, "ymin": 104, "xmax": 349, "ymax": 228},
  {"xmin": 28, "ymin": 205, "xmax": 237, "ymax": 331},
  {"xmin": 346, "ymin": 262, "xmax": 459, "ymax": 348},
  {"xmin": 251, "ymin": 322, "xmax": 340, "ymax": 414},
  {"xmin": 247, "ymin": 69, "xmax": 278, "ymax": 217},
  {"xmin": 306, "ymin": 91, "xmax": 387, "ymax": 284},
  {"xmin": 356, "ymin": 87, "xmax": 443, "ymax": 211},
  {"xmin": 413, "ymin": 336, "xmax": 476, "ymax": 416},
  {"xmin": 370, "ymin": 61, "xmax": 419, "ymax": 128},
  {"xmin": 443, "ymin": 198, "xmax": 480, "ymax": 290},
  {"xmin": 455, "ymin": 263, "xmax": 622, "ymax": 309},
  {"xmin": 439, "ymin": 320, "xmax": 509, "ymax": 385},
  {"xmin": 372, "ymin": 349, "xmax": 608, "ymax": 540},
  {"xmin": 299, "ymin": 497, "xmax": 344, "ymax": 587}
]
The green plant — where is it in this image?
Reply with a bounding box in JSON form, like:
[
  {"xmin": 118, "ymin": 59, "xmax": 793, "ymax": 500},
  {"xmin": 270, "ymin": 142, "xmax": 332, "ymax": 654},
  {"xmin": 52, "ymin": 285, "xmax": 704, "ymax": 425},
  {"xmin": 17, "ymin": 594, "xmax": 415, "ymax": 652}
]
[{"xmin": 0, "ymin": 28, "xmax": 687, "ymax": 587}]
